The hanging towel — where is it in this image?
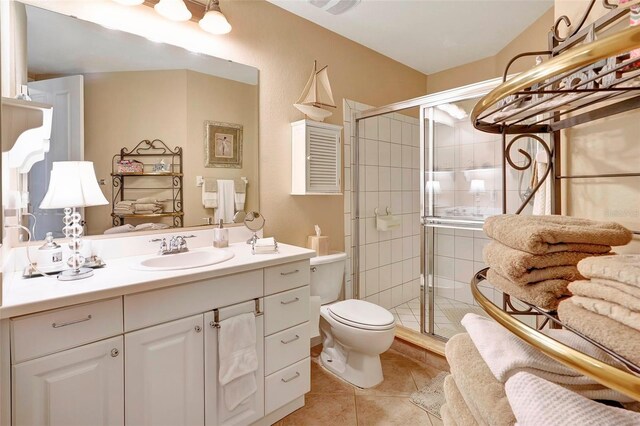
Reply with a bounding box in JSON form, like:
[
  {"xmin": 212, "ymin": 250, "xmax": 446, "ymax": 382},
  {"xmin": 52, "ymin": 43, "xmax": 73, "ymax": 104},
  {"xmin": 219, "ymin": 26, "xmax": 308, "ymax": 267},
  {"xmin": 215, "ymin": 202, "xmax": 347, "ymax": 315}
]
[
  {"xmin": 505, "ymin": 372, "xmax": 640, "ymax": 426},
  {"xmin": 202, "ymin": 184, "xmax": 217, "ymax": 209},
  {"xmin": 218, "ymin": 313, "xmax": 258, "ymax": 410},
  {"xmin": 532, "ymin": 146, "xmax": 552, "ymax": 215},
  {"xmin": 214, "ymin": 179, "xmax": 235, "ymax": 223},
  {"xmin": 235, "ymin": 193, "xmax": 246, "ymax": 211}
]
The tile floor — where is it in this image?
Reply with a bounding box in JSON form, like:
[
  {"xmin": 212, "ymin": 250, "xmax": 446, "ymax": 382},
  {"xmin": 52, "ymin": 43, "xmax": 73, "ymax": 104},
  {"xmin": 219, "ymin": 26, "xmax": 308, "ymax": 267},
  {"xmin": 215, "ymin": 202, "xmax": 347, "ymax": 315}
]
[{"xmin": 274, "ymin": 346, "xmax": 446, "ymax": 426}]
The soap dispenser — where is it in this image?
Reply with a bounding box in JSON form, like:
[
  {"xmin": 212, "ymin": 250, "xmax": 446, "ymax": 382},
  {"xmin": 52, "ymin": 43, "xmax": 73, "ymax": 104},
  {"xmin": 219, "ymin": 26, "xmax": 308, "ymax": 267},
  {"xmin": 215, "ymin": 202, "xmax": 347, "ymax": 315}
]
[
  {"xmin": 37, "ymin": 232, "xmax": 64, "ymax": 272},
  {"xmin": 213, "ymin": 219, "xmax": 229, "ymax": 248}
]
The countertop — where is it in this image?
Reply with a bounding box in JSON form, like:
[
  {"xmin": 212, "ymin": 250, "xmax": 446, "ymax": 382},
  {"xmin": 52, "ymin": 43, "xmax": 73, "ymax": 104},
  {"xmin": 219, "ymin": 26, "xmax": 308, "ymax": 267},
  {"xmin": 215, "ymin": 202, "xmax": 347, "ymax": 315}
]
[{"xmin": 1, "ymin": 242, "xmax": 315, "ymax": 319}]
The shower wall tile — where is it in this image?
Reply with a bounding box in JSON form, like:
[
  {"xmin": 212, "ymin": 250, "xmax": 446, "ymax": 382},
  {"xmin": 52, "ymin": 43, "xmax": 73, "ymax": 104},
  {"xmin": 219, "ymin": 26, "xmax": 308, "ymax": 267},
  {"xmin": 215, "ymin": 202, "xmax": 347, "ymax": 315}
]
[{"xmin": 379, "ymin": 116, "xmax": 391, "ymax": 142}]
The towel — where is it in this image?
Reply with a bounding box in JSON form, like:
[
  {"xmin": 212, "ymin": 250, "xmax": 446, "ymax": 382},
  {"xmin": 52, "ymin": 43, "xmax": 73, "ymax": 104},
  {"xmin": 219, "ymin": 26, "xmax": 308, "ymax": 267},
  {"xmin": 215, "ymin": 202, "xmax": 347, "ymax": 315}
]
[
  {"xmin": 443, "ymin": 375, "xmax": 482, "ymax": 426},
  {"xmin": 486, "ymin": 269, "xmax": 571, "ymax": 310},
  {"xmin": 135, "ymin": 197, "xmax": 159, "ymax": 203},
  {"xmin": 218, "ymin": 313, "xmax": 258, "ymax": 410},
  {"xmin": 569, "ymin": 279, "xmax": 640, "ymax": 312},
  {"xmin": 114, "ymin": 200, "xmax": 135, "ymax": 214},
  {"xmin": 460, "ymin": 313, "xmax": 633, "ymax": 402},
  {"xmin": 558, "ymin": 300, "xmax": 640, "ymax": 365},
  {"xmin": 577, "ymin": 254, "xmax": 640, "ymax": 288},
  {"xmin": 203, "ymin": 177, "xmax": 217, "ymax": 192},
  {"xmin": 483, "ymin": 241, "xmax": 598, "ymax": 284},
  {"xmin": 134, "ymin": 203, "xmax": 162, "ymax": 213},
  {"xmin": 571, "ymin": 296, "xmax": 640, "ymax": 331},
  {"xmin": 253, "ymin": 237, "xmax": 277, "ymax": 254},
  {"xmin": 134, "ymin": 223, "xmax": 170, "ymax": 232},
  {"xmin": 483, "ymin": 214, "xmax": 632, "ymax": 254},
  {"xmin": 445, "ymin": 333, "xmax": 516, "ymax": 426},
  {"xmin": 104, "ymin": 224, "xmax": 135, "ymax": 234},
  {"xmin": 235, "ymin": 193, "xmax": 246, "ymax": 211},
  {"xmin": 440, "ymin": 404, "xmax": 457, "ymax": 426},
  {"xmin": 214, "ymin": 179, "xmax": 235, "ymax": 224},
  {"xmin": 234, "ymin": 178, "xmax": 247, "ymax": 193},
  {"xmin": 506, "ymin": 372, "xmax": 640, "ymax": 426}
]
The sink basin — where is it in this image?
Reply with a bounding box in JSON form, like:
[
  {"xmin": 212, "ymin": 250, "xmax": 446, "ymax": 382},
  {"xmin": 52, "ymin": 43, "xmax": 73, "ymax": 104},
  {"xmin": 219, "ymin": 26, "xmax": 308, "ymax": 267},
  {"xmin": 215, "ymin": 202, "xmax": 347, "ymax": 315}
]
[{"xmin": 132, "ymin": 248, "xmax": 234, "ymax": 271}]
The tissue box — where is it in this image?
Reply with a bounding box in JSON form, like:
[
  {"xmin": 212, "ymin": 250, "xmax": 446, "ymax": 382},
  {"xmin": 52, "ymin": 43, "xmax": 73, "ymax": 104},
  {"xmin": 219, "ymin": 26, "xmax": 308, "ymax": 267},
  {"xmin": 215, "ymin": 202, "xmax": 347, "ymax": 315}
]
[{"xmin": 307, "ymin": 236, "xmax": 329, "ymax": 256}]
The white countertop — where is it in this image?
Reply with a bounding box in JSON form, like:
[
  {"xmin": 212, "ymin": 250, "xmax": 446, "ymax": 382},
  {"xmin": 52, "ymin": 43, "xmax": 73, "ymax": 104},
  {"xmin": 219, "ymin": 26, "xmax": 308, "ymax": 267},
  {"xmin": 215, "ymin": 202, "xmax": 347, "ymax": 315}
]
[{"xmin": 1, "ymin": 242, "xmax": 315, "ymax": 319}]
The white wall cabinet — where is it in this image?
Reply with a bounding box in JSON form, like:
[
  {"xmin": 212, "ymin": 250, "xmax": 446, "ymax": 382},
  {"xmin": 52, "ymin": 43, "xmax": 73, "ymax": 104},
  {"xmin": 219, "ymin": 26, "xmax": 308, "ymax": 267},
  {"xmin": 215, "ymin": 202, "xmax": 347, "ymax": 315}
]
[
  {"xmin": 13, "ymin": 336, "xmax": 124, "ymax": 426},
  {"xmin": 125, "ymin": 314, "xmax": 204, "ymax": 426},
  {"xmin": 291, "ymin": 119, "xmax": 342, "ymax": 195}
]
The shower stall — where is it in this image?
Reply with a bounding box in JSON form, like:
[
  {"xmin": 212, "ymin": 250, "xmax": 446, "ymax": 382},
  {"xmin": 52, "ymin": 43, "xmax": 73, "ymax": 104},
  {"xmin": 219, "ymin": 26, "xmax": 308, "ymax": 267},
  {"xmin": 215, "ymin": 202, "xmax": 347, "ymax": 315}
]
[{"xmin": 348, "ymin": 78, "xmax": 537, "ymax": 340}]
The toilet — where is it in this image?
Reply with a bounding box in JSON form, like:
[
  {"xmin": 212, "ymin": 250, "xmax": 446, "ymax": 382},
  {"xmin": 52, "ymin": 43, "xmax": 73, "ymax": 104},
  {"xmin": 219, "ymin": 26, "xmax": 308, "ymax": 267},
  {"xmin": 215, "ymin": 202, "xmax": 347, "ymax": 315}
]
[{"xmin": 309, "ymin": 252, "xmax": 396, "ymax": 389}]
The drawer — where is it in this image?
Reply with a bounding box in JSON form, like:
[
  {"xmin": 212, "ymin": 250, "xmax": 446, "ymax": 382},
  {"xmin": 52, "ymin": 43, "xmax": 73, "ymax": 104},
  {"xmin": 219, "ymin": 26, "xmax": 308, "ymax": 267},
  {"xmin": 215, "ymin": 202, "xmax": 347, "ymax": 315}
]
[
  {"xmin": 264, "ymin": 286, "xmax": 309, "ymax": 336},
  {"xmin": 265, "ymin": 322, "xmax": 309, "ymax": 376},
  {"xmin": 265, "ymin": 357, "xmax": 310, "ymax": 415},
  {"xmin": 11, "ymin": 297, "xmax": 123, "ymax": 363},
  {"xmin": 264, "ymin": 260, "xmax": 310, "ymax": 295}
]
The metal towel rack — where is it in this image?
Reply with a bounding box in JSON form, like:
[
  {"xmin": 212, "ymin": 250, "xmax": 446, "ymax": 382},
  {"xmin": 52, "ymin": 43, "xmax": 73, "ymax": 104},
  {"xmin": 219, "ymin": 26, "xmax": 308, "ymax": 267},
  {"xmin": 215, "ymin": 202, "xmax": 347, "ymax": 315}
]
[{"xmin": 210, "ymin": 298, "xmax": 262, "ymax": 329}]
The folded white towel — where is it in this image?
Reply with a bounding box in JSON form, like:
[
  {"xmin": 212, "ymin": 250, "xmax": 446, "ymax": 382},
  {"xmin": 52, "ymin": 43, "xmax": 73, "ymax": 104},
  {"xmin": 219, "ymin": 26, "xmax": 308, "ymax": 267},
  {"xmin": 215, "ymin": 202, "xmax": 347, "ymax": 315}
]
[
  {"xmin": 253, "ymin": 237, "xmax": 277, "ymax": 254},
  {"xmin": 506, "ymin": 372, "xmax": 640, "ymax": 426},
  {"xmin": 214, "ymin": 180, "xmax": 235, "ymax": 224},
  {"xmin": 461, "ymin": 313, "xmax": 633, "ymax": 402},
  {"xmin": 104, "ymin": 224, "xmax": 135, "ymax": 234},
  {"xmin": 218, "ymin": 313, "xmax": 258, "ymax": 411},
  {"xmin": 255, "ymin": 237, "xmax": 275, "ymax": 247}
]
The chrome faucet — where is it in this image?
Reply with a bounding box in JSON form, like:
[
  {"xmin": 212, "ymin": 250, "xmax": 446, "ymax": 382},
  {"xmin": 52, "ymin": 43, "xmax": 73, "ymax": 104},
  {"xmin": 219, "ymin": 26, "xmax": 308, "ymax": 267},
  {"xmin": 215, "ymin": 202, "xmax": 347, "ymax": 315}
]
[{"xmin": 150, "ymin": 235, "xmax": 195, "ymax": 255}]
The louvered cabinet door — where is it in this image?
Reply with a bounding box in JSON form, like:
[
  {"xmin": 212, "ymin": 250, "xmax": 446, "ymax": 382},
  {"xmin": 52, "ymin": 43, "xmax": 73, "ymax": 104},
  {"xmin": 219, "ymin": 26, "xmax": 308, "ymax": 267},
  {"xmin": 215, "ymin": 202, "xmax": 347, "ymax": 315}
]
[{"xmin": 291, "ymin": 119, "xmax": 342, "ymax": 195}]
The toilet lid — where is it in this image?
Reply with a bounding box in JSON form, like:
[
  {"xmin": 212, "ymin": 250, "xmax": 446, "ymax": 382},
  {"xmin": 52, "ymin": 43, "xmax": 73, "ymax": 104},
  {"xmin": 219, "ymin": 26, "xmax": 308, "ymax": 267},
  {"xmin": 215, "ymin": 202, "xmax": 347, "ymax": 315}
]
[{"xmin": 327, "ymin": 300, "xmax": 395, "ymax": 330}]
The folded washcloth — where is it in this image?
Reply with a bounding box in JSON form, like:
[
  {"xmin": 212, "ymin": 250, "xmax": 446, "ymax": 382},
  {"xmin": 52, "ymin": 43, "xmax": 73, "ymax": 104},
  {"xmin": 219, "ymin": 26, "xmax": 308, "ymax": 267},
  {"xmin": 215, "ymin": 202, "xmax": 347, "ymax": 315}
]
[
  {"xmin": 569, "ymin": 279, "xmax": 640, "ymax": 312},
  {"xmin": 460, "ymin": 313, "xmax": 633, "ymax": 402},
  {"xmin": 203, "ymin": 177, "xmax": 217, "ymax": 192},
  {"xmin": 443, "ymin": 375, "xmax": 482, "ymax": 426},
  {"xmin": 134, "ymin": 203, "xmax": 162, "ymax": 211},
  {"xmin": 439, "ymin": 404, "xmax": 457, "ymax": 426},
  {"xmin": 486, "ymin": 269, "xmax": 571, "ymax": 310},
  {"xmin": 132, "ymin": 209, "xmax": 162, "ymax": 215},
  {"xmin": 505, "ymin": 372, "xmax": 640, "ymax": 426},
  {"xmin": 571, "ymin": 296, "xmax": 640, "ymax": 331},
  {"xmin": 255, "ymin": 237, "xmax": 276, "ymax": 247},
  {"xmin": 234, "ymin": 178, "xmax": 247, "ymax": 193},
  {"xmin": 103, "ymin": 224, "xmax": 135, "ymax": 234},
  {"xmin": 483, "ymin": 214, "xmax": 631, "ymax": 255},
  {"xmin": 558, "ymin": 300, "xmax": 640, "ymax": 365},
  {"xmin": 136, "ymin": 197, "xmax": 159, "ymax": 204},
  {"xmin": 577, "ymin": 254, "xmax": 640, "ymax": 288},
  {"xmin": 134, "ymin": 223, "xmax": 170, "ymax": 231},
  {"xmin": 218, "ymin": 313, "xmax": 258, "ymax": 410},
  {"xmin": 445, "ymin": 333, "xmax": 516, "ymax": 426},
  {"xmin": 483, "ymin": 241, "xmax": 603, "ymax": 284}
]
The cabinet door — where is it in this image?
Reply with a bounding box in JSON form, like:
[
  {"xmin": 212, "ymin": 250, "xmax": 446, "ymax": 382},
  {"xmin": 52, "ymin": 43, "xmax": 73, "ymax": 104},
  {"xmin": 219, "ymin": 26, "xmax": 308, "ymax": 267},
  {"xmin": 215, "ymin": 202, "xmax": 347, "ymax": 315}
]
[
  {"xmin": 13, "ymin": 336, "xmax": 124, "ymax": 426},
  {"xmin": 125, "ymin": 314, "xmax": 204, "ymax": 426}
]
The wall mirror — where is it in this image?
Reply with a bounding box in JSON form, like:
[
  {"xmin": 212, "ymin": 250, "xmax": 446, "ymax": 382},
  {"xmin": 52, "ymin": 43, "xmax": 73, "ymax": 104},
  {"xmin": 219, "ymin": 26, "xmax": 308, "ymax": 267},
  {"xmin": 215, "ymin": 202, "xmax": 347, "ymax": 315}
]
[{"xmin": 2, "ymin": 2, "xmax": 259, "ymax": 241}]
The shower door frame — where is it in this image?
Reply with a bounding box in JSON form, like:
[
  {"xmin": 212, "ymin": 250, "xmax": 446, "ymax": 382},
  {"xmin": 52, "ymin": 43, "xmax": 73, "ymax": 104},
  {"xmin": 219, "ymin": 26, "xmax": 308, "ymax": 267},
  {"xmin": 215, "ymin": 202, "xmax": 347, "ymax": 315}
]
[{"xmin": 353, "ymin": 77, "xmax": 503, "ymax": 338}]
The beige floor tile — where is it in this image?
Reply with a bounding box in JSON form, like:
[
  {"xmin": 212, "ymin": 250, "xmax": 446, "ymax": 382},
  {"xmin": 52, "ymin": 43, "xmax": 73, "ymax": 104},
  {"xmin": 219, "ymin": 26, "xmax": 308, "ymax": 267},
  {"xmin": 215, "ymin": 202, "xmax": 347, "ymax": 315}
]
[
  {"xmin": 355, "ymin": 396, "xmax": 432, "ymax": 426},
  {"xmin": 428, "ymin": 413, "xmax": 444, "ymax": 426},
  {"xmin": 309, "ymin": 361, "xmax": 355, "ymax": 395},
  {"xmin": 410, "ymin": 363, "xmax": 444, "ymax": 389},
  {"xmin": 281, "ymin": 393, "xmax": 357, "ymax": 426}
]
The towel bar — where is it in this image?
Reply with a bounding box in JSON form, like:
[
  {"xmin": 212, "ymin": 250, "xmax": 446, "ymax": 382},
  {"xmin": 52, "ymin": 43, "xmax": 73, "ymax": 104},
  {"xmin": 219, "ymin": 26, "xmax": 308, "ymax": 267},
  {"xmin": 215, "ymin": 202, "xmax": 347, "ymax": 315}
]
[{"xmin": 211, "ymin": 298, "xmax": 263, "ymax": 328}]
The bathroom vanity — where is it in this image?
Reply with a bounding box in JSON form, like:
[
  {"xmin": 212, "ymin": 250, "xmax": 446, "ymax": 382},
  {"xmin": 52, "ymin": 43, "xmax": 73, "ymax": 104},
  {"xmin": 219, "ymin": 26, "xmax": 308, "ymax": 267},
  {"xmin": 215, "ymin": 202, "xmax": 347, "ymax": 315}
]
[{"xmin": 0, "ymin": 236, "xmax": 315, "ymax": 426}]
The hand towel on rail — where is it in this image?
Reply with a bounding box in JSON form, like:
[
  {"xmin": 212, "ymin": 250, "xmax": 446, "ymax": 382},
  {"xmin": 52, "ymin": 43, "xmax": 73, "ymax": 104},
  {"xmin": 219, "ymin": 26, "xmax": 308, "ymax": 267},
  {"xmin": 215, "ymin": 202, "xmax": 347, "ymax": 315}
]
[{"xmin": 214, "ymin": 179, "xmax": 235, "ymax": 224}]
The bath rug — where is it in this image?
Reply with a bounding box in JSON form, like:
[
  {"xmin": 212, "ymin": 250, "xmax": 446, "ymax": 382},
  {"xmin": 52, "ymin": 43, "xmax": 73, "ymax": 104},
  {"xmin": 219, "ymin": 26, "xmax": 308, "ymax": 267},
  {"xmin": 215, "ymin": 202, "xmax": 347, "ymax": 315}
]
[{"xmin": 409, "ymin": 371, "xmax": 448, "ymax": 419}]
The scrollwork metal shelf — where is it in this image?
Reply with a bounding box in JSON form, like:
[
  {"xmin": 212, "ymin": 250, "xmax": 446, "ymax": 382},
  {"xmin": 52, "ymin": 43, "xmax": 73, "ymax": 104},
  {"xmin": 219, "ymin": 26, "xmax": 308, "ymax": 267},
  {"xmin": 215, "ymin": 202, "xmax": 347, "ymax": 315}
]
[
  {"xmin": 471, "ymin": 268, "xmax": 640, "ymax": 401},
  {"xmin": 111, "ymin": 139, "xmax": 184, "ymax": 228}
]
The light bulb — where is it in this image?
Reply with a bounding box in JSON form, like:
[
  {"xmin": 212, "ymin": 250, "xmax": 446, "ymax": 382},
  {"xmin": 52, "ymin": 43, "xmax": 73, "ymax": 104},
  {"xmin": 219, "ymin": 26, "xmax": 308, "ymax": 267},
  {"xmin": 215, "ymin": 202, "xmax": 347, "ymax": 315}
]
[
  {"xmin": 199, "ymin": 9, "xmax": 232, "ymax": 34},
  {"xmin": 154, "ymin": 0, "xmax": 192, "ymax": 22},
  {"xmin": 113, "ymin": 0, "xmax": 144, "ymax": 5}
]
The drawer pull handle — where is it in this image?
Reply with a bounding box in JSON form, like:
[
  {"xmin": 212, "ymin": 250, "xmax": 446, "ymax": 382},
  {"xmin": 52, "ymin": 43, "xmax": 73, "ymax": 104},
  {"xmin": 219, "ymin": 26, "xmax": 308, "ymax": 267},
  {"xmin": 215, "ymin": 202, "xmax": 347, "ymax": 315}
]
[
  {"xmin": 280, "ymin": 269, "xmax": 300, "ymax": 276},
  {"xmin": 280, "ymin": 297, "xmax": 300, "ymax": 305},
  {"xmin": 281, "ymin": 372, "xmax": 300, "ymax": 383},
  {"xmin": 52, "ymin": 315, "xmax": 92, "ymax": 328},
  {"xmin": 281, "ymin": 335, "xmax": 300, "ymax": 344}
]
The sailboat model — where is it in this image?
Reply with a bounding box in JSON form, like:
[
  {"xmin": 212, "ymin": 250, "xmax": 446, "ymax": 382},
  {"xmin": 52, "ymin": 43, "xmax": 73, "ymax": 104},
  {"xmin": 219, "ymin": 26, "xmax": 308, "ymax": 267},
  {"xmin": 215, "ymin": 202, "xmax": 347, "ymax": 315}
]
[{"xmin": 294, "ymin": 60, "xmax": 336, "ymax": 122}]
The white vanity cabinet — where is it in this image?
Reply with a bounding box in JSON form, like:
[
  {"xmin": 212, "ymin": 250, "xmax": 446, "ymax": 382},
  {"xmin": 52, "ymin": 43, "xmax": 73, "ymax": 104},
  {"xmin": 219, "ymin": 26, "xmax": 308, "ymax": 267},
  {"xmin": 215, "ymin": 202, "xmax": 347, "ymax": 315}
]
[
  {"xmin": 125, "ymin": 314, "xmax": 205, "ymax": 426},
  {"xmin": 4, "ymin": 253, "xmax": 313, "ymax": 426}
]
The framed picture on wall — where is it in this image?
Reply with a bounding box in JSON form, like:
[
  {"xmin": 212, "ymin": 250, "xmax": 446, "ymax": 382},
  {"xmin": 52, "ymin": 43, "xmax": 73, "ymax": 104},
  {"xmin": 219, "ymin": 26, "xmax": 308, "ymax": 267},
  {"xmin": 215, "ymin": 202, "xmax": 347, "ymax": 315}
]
[{"xmin": 204, "ymin": 121, "xmax": 243, "ymax": 168}]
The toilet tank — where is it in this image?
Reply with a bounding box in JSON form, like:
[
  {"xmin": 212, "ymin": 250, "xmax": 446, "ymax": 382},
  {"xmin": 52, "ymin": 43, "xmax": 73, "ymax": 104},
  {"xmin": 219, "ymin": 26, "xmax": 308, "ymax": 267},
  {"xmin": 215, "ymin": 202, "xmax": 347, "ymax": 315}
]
[{"xmin": 309, "ymin": 251, "xmax": 347, "ymax": 305}]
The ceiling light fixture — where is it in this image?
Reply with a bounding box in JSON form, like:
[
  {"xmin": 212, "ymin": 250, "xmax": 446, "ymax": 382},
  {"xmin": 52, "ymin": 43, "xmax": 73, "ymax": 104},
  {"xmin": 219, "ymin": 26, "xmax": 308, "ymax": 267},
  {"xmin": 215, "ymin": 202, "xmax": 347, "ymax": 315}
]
[
  {"xmin": 199, "ymin": 0, "xmax": 231, "ymax": 35},
  {"xmin": 113, "ymin": 0, "xmax": 144, "ymax": 5},
  {"xmin": 436, "ymin": 103, "xmax": 468, "ymax": 120},
  {"xmin": 309, "ymin": 0, "xmax": 361, "ymax": 15},
  {"xmin": 154, "ymin": 0, "xmax": 192, "ymax": 22}
]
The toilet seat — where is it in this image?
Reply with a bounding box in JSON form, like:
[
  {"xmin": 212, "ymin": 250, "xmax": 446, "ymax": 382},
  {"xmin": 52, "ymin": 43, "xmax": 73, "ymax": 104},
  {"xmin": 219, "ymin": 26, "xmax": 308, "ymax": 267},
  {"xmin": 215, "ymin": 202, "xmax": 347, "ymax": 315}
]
[{"xmin": 326, "ymin": 299, "xmax": 395, "ymax": 331}]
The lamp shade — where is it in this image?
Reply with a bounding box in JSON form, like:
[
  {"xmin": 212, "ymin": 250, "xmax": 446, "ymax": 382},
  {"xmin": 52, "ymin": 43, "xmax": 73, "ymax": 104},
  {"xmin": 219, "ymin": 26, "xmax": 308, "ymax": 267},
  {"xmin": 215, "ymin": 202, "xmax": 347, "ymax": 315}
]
[
  {"xmin": 154, "ymin": 0, "xmax": 192, "ymax": 21},
  {"xmin": 113, "ymin": 0, "xmax": 144, "ymax": 5},
  {"xmin": 199, "ymin": 9, "xmax": 232, "ymax": 34},
  {"xmin": 40, "ymin": 162, "xmax": 108, "ymax": 209},
  {"xmin": 469, "ymin": 179, "xmax": 486, "ymax": 194}
]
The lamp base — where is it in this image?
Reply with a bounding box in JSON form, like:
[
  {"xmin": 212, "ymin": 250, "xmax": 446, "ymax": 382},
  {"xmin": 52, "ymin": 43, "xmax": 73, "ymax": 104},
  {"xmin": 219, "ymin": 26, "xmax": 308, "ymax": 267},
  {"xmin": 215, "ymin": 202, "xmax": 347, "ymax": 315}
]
[{"xmin": 57, "ymin": 267, "xmax": 94, "ymax": 281}]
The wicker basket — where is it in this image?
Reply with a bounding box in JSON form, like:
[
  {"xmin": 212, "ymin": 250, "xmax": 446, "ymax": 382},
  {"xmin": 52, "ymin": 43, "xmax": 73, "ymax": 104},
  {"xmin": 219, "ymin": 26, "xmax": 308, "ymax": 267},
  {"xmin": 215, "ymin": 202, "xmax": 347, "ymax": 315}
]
[{"xmin": 117, "ymin": 160, "xmax": 144, "ymax": 173}]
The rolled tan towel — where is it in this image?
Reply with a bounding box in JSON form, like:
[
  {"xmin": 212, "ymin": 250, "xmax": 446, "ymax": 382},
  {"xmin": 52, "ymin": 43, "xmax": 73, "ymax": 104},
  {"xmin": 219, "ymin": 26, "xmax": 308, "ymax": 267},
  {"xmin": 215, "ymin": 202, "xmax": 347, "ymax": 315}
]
[
  {"xmin": 440, "ymin": 404, "xmax": 457, "ymax": 426},
  {"xmin": 577, "ymin": 254, "xmax": 640, "ymax": 288},
  {"xmin": 445, "ymin": 333, "xmax": 516, "ymax": 426},
  {"xmin": 558, "ymin": 300, "xmax": 640, "ymax": 365},
  {"xmin": 569, "ymin": 279, "xmax": 640, "ymax": 312},
  {"xmin": 571, "ymin": 296, "xmax": 640, "ymax": 331},
  {"xmin": 483, "ymin": 241, "xmax": 598, "ymax": 284},
  {"xmin": 443, "ymin": 375, "xmax": 482, "ymax": 426},
  {"xmin": 486, "ymin": 269, "xmax": 571, "ymax": 310},
  {"xmin": 483, "ymin": 215, "xmax": 631, "ymax": 255}
]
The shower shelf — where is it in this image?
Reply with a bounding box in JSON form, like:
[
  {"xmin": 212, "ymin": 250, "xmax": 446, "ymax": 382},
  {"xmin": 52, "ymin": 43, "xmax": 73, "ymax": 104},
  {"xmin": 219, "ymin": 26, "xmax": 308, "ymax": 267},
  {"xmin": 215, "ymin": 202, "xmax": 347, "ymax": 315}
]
[{"xmin": 471, "ymin": 267, "xmax": 640, "ymax": 401}]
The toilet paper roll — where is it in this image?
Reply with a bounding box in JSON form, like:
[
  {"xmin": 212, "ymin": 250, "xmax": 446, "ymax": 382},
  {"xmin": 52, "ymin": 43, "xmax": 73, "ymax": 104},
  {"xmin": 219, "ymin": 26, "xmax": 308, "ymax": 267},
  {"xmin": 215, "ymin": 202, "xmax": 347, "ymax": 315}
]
[{"xmin": 309, "ymin": 296, "xmax": 322, "ymax": 339}]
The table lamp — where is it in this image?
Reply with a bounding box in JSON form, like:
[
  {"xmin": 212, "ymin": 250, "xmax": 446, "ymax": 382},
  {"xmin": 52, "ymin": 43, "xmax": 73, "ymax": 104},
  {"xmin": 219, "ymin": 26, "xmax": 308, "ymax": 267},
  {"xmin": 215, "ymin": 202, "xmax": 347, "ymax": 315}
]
[{"xmin": 39, "ymin": 161, "xmax": 108, "ymax": 281}]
